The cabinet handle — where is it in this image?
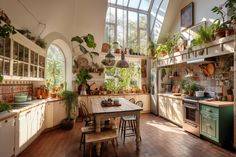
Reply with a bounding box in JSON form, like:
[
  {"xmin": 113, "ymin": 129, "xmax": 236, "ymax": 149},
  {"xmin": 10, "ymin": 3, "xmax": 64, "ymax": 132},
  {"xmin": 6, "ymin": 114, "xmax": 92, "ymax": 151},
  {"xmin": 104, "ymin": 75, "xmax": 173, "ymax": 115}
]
[
  {"xmin": 26, "ymin": 110, "xmax": 31, "ymax": 114},
  {"xmin": 206, "ymin": 108, "xmax": 212, "ymax": 112},
  {"xmin": 5, "ymin": 119, "xmax": 8, "ymax": 123}
]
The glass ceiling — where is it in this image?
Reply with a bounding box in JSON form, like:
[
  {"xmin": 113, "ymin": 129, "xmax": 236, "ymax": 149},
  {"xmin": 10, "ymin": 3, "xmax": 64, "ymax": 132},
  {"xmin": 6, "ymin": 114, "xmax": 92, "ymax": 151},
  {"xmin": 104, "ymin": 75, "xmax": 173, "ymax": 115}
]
[{"xmin": 108, "ymin": 0, "xmax": 153, "ymax": 12}]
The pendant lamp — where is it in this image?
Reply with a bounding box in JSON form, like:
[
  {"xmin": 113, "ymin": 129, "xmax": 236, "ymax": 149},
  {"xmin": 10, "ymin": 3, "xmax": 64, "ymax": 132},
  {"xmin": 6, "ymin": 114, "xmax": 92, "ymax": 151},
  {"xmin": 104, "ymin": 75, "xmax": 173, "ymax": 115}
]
[{"xmin": 116, "ymin": 51, "xmax": 129, "ymax": 68}]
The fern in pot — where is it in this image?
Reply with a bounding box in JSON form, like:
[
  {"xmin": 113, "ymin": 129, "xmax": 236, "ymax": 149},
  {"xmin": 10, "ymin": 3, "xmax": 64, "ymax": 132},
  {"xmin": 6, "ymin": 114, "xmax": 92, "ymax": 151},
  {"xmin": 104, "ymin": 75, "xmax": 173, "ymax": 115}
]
[{"xmin": 61, "ymin": 90, "xmax": 78, "ymax": 130}]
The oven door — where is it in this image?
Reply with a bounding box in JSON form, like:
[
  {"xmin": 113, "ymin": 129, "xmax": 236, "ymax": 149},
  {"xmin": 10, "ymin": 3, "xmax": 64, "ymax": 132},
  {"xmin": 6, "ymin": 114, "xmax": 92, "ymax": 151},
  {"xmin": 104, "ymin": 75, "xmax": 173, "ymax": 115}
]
[{"xmin": 183, "ymin": 102, "xmax": 199, "ymax": 125}]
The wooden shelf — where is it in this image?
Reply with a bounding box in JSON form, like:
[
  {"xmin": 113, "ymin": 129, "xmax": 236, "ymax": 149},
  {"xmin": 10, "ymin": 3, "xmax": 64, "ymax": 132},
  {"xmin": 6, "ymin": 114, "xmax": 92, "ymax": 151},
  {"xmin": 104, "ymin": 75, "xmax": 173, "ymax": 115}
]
[{"xmin": 99, "ymin": 52, "xmax": 148, "ymax": 59}]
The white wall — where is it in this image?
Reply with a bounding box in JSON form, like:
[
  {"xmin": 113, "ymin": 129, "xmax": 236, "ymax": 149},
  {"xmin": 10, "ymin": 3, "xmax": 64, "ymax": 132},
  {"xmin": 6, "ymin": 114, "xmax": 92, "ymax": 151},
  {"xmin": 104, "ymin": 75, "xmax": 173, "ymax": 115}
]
[
  {"xmin": 0, "ymin": 0, "xmax": 107, "ymax": 90},
  {"xmin": 158, "ymin": 0, "xmax": 226, "ymax": 42}
]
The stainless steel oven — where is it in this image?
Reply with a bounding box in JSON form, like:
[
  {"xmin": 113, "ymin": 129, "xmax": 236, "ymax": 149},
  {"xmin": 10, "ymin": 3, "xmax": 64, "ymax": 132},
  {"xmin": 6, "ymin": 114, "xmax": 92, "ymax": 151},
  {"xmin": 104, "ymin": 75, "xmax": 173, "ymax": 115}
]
[{"xmin": 183, "ymin": 99, "xmax": 200, "ymax": 136}]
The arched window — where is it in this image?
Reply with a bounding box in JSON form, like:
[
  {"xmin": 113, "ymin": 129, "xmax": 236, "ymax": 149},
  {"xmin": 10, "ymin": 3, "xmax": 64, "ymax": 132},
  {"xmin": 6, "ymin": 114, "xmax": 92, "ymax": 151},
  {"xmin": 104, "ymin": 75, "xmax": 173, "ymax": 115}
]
[{"xmin": 46, "ymin": 44, "xmax": 65, "ymax": 91}]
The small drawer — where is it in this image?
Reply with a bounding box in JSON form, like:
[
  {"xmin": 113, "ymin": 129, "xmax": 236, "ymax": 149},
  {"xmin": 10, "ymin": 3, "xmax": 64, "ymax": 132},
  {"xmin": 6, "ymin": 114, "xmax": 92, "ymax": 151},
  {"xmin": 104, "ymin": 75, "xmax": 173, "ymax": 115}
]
[{"xmin": 200, "ymin": 104, "xmax": 219, "ymax": 115}]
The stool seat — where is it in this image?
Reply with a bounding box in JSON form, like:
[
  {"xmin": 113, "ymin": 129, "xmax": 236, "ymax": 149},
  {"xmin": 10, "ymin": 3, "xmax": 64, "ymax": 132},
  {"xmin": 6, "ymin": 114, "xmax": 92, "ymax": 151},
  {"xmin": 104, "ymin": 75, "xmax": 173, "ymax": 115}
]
[
  {"xmin": 81, "ymin": 126, "xmax": 94, "ymax": 133},
  {"xmin": 86, "ymin": 130, "xmax": 117, "ymax": 143},
  {"xmin": 122, "ymin": 115, "xmax": 136, "ymax": 121}
]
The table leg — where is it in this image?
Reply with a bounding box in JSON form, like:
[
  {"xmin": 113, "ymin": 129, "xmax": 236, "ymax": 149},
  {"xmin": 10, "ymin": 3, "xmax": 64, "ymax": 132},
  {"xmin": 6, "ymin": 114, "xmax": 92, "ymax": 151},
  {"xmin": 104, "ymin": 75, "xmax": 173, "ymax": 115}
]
[
  {"xmin": 135, "ymin": 112, "xmax": 140, "ymax": 150},
  {"xmin": 95, "ymin": 116, "xmax": 101, "ymax": 155}
]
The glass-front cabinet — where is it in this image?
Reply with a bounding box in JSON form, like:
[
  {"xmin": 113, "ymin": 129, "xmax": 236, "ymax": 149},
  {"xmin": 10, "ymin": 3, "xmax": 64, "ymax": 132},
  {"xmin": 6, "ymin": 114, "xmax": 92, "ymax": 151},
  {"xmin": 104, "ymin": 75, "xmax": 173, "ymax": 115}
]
[{"xmin": 0, "ymin": 32, "xmax": 46, "ymax": 80}]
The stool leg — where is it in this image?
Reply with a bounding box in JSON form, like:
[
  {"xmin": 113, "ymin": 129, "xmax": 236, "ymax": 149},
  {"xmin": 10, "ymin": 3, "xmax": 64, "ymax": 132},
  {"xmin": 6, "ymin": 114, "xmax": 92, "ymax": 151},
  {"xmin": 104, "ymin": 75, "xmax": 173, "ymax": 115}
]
[
  {"xmin": 112, "ymin": 139, "xmax": 118, "ymax": 157},
  {"xmin": 89, "ymin": 143, "xmax": 92, "ymax": 157},
  {"xmin": 123, "ymin": 121, "xmax": 126, "ymax": 144},
  {"xmin": 119, "ymin": 118, "xmax": 122, "ymax": 133}
]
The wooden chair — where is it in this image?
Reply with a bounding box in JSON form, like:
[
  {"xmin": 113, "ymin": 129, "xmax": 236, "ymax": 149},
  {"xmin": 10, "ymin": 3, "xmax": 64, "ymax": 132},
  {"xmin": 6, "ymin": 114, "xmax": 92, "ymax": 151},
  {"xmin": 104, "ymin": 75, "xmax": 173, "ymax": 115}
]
[
  {"xmin": 85, "ymin": 130, "xmax": 118, "ymax": 157},
  {"xmin": 79, "ymin": 101, "xmax": 94, "ymax": 126},
  {"xmin": 119, "ymin": 101, "xmax": 143, "ymax": 144},
  {"xmin": 80, "ymin": 126, "xmax": 95, "ymax": 151},
  {"xmin": 129, "ymin": 98, "xmax": 135, "ymax": 104}
]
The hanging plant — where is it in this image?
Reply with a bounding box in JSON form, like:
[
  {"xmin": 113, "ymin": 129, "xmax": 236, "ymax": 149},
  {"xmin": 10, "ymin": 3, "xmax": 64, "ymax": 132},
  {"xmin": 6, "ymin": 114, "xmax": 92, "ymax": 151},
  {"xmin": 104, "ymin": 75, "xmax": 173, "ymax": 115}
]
[
  {"xmin": 0, "ymin": 20, "xmax": 16, "ymax": 38},
  {"xmin": 71, "ymin": 34, "xmax": 99, "ymax": 61}
]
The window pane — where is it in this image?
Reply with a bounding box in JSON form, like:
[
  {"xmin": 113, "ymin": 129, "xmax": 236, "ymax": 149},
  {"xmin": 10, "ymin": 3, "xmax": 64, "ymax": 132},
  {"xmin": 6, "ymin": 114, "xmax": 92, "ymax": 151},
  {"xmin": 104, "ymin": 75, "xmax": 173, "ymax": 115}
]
[
  {"xmin": 140, "ymin": 29, "xmax": 148, "ymax": 55},
  {"xmin": 117, "ymin": 0, "xmax": 129, "ymax": 6},
  {"xmin": 128, "ymin": 11, "xmax": 138, "ymax": 52},
  {"xmin": 129, "ymin": 0, "xmax": 140, "ymax": 9},
  {"xmin": 105, "ymin": 24, "xmax": 115, "ymax": 44},
  {"xmin": 106, "ymin": 7, "xmax": 116, "ymax": 23},
  {"xmin": 117, "ymin": 9, "xmax": 127, "ymax": 48},
  {"xmin": 139, "ymin": 14, "xmax": 147, "ymax": 29},
  {"xmin": 46, "ymin": 45, "xmax": 65, "ymax": 92},
  {"xmin": 108, "ymin": 0, "xmax": 116, "ymax": 4},
  {"xmin": 139, "ymin": 0, "xmax": 151, "ymax": 11}
]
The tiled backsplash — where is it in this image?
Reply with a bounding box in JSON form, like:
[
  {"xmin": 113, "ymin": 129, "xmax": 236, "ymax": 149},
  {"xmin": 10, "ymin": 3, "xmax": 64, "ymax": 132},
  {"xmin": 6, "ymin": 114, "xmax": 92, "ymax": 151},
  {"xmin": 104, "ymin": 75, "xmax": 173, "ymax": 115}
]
[{"xmin": 0, "ymin": 81, "xmax": 33, "ymax": 102}]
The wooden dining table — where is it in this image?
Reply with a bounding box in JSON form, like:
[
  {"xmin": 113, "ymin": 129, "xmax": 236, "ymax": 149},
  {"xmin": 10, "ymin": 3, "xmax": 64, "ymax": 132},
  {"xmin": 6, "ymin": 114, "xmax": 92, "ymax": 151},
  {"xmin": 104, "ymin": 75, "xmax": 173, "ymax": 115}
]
[{"xmin": 90, "ymin": 97, "xmax": 143, "ymax": 154}]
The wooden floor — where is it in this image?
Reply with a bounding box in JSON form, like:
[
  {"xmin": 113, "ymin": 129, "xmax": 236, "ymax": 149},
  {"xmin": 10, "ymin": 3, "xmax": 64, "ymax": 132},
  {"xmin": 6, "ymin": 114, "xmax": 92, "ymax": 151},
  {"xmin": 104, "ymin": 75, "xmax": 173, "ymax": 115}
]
[{"xmin": 19, "ymin": 114, "xmax": 236, "ymax": 157}]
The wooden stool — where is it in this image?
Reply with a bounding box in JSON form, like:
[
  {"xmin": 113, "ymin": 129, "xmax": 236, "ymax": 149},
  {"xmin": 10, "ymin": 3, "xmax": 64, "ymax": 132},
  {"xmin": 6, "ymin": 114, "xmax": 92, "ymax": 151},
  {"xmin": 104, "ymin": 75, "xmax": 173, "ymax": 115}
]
[
  {"xmin": 85, "ymin": 130, "xmax": 118, "ymax": 157},
  {"xmin": 80, "ymin": 126, "xmax": 94, "ymax": 151}
]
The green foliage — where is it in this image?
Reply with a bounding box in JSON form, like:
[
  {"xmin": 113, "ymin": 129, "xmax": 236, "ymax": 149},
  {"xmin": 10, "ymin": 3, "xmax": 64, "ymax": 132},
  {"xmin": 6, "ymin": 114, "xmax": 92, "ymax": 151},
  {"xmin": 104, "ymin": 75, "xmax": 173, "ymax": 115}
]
[
  {"xmin": 155, "ymin": 44, "xmax": 168, "ymax": 57},
  {"xmin": 71, "ymin": 34, "xmax": 99, "ymax": 60},
  {"xmin": 147, "ymin": 37, "xmax": 156, "ymax": 57},
  {"xmin": 191, "ymin": 25, "xmax": 214, "ymax": 46},
  {"xmin": 180, "ymin": 79, "xmax": 199, "ymax": 94},
  {"xmin": 76, "ymin": 68, "xmax": 92, "ymax": 86},
  {"xmin": 62, "ymin": 91, "xmax": 78, "ymax": 120},
  {"xmin": 0, "ymin": 21, "xmax": 16, "ymax": 38},
  {"xmin": 211, "ymin": 6, "xmax": 226, "ymax": 23},
  {"xmin": 0, "ymin": 74, "xmax": 3, "ymax": 83},
  {"xmin": 46, "ymin": 45, "xmax": 65, "ymax": 92},
  {"xmin": 0, "ymin": 102, "xmax": 12, "ymax": 112},
  {"xmin": 104, "ymin": 63, "xmax": 141, "ymax": 92},
  {"xmin": 225, "ymin": 0, "xmax": 236, "ymax": 20}
]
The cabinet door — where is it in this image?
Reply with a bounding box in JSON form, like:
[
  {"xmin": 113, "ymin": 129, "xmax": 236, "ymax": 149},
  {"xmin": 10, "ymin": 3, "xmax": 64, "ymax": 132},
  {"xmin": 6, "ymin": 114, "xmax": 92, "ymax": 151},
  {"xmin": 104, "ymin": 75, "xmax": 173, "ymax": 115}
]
[
  {"xmin": 30, "ymin": 108, "xmax": 38, "ymax": 138},
  {"xmin": 0, "ymin": 117, "xmax": 15, "ymax": 157},
  {"xmin": 165, "ymin": 97, "xmax": 172, "ymax": 120},
  {"xmin": 158, "ymin": 96, "xmax": 166, "ymax": 118},
  {"xmin": 53, "ymin": 101, "xmax": 67, "ymax": 126},
  {"xmin": 172, "ymin": 99, "xmax": 183, "ymax": 126},
  {"xmin": 18, "ymin": 112, "xmax": 29, "ymax": 148},
  {"xmin": 200, "ymin": 112, "xmax": 219, "ymax": 142},
  {"xmin": 38, "ymin": 104, "xmax": 45, "ymax": 131},
  {"xmin": 45, "ymin": 102, "xmax": 54, "ymax": 128}
]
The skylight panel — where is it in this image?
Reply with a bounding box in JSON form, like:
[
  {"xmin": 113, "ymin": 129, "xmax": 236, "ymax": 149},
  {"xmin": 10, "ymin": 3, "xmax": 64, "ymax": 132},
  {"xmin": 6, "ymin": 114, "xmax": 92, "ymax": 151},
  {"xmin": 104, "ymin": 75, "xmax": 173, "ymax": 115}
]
[
  {"xmin": 139, "ymin": 0, "xmax": 151, "ymax": 11},
  {"xmin": 129, "ymin": 0, "xmax": 141, "ymax": 9},
  {"xmin": 117, "ymin": 0, "xmax": 129, "ymax": 6}
]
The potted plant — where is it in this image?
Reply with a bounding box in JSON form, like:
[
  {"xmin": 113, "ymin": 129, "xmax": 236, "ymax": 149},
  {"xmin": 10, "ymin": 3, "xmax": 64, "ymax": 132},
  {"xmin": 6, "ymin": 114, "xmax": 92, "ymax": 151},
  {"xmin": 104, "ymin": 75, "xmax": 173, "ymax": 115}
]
[
  {"xmin": 71, "ymin": 34, "xmax": 99, "ymax": 62},
  {"xmin": 155, "ymin": 44, "xmax": 169, "ymax": 57},
  {"xmin": 61, "ymin": 90, "xmax": 78, "ymax": 130},
  {"xmin": 147, "ymin": 37, "xmax": 156, "ymax": 58},
  {"xmin": 180, "ymin": 79, "xmax": 199, "ymax": 96},
  {"xmin": 191, "ymin": 25, "xmax": 214, "ymax": 47},
  {"xmin": 0, "ymin": 20, "xmax": 16, "ymax": 38},
  {"xmin": 76, "ymin": 68, "xmax": 92, "ymax": 95},
  {"xmin": 211, "ymin": 3, "xmax": 234, "ymax": 38},
  {"xmin": 112, "ymin": 41, "xmax": 122, "ymax": 54},
  {"xmin": 0, "ymin": 74, "xmax": 3, "ymax": 83}
]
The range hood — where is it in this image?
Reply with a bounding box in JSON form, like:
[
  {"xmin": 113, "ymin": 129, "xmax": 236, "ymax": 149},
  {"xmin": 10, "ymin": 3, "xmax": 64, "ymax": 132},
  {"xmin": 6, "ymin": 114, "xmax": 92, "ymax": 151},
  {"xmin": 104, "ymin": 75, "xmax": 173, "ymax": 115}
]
[{"xmin": 187, "ymin": 58, "xmax": 215, "ymax": 64}]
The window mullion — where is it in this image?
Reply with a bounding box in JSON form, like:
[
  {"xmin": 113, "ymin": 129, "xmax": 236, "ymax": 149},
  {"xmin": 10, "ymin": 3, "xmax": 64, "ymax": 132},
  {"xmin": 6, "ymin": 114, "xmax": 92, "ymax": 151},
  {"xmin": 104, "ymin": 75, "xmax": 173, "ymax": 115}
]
[
  {"xmin": 114, "ymin": 8, "xmax": 117, "ymax": 43},
  {"xmin": 137, "ymin": 13, "xmax": 140, "ymax": 54}
]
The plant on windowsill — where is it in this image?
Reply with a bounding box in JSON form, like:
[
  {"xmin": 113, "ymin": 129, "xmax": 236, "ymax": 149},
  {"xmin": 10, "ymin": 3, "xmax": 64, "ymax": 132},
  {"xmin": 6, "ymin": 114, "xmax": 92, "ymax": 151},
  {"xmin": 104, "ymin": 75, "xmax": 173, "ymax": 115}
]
[
  {"xmin": 0, "ymin": 20, "xmax": 16, "ymax": 38},
  {"xmin": 71, "ymin": 34, "xmax": 99, "ymax": 62},
  {"xmin": 155, "ymin": 44, "xmax": 169, "ymax": 58},
  {"xmin": 76, "ymin": 68, "xmax": 92, "ymax": 95},
  {"xmin": 61, "ymin": 90, "xmax": 78, "ymax": 130}
]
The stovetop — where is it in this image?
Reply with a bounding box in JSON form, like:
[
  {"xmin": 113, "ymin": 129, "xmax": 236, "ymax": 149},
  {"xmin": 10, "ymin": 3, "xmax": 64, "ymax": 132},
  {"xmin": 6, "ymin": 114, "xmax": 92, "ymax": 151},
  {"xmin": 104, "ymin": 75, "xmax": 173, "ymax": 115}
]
[{"xmin": 183, "ymin": 96, "xmax": 213, "ymax": 103}]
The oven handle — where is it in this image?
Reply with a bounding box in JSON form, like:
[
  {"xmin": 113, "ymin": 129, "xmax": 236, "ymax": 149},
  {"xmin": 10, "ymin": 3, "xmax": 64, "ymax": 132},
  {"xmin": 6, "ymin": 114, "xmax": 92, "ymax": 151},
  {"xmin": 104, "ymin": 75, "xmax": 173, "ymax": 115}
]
[{"xmin": 184, "ymin": 105, "xmax": 197, "ymax": 110}]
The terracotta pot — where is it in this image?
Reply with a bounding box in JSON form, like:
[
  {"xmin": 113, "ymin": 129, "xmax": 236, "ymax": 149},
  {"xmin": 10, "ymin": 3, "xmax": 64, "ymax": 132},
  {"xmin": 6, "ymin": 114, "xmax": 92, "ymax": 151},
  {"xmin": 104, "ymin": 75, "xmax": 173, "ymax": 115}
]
[
  {"xmin": 101, "ymin": 43, "xmax": 110, "ymax": 53},
  {"xmin": 35, "ymin": 88, "xmax": 41, "ymax": 99},
  {"xmin": 50, "ymin": 93, "xmax": 57, "ymax": 98},
  {"xmin": 115, "ymin": 48, "xmax": 121, "ymax": 54},
  {"xmin": 214, "ymin": 29, "xmax": 226, "ymax": 39}
]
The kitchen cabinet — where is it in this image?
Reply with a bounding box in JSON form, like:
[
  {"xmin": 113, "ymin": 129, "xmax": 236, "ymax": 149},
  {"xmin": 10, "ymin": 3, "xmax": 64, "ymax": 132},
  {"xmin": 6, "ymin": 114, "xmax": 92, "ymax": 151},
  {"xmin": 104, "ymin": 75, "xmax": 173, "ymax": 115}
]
[
  {"xmin": 200, "ymin": 104, "xmax": 233, "ymax": 147},
  {"xmin": 15, "ymin": 103, "xmax": 46, "ymax": 155},
  {"xmin": 158, "ymin": 95, "xmax": 183, "ymax": 126},
  {"xmin": 45, "ymin": 100, "xmax": 67, "ymax": 128},
  {"xmin": 0, "ymin": 31, "xmax": 46, "ymax": 81},
  {"xmin": 0, "ymin": 116, "xmax": 15, "ymax": 157}
]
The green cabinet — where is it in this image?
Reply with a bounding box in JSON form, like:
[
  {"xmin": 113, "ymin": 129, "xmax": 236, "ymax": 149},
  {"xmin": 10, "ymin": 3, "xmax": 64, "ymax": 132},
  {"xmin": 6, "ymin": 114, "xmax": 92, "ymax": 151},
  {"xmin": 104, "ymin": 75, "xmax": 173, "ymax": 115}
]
[{"xmin": 200, "ymin": 104, "xmax": 233, "ymax": 147}]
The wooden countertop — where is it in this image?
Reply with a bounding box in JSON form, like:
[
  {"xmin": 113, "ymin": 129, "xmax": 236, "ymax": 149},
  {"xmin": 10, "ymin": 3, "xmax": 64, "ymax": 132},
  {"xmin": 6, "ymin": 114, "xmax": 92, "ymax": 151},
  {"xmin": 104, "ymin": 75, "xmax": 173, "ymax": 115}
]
[
  {"xmin": 0, "ymin": 98, "xmax": 64, "ymax": 121},
  {"xmin": 157, "ymin": 93, "xmax": 183, "ymax": 100},
  {"xmin": 199, "ymin": 100, "xmax": 234, "ymax": 108}
]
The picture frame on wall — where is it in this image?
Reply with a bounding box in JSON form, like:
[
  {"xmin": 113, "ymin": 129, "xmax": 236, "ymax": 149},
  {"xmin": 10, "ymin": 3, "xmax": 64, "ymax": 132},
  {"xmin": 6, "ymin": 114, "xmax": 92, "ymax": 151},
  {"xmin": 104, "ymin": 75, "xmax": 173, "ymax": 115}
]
[{"xmin": 181, "ymin": 2, "xmax": 194, "ymax": 29}]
